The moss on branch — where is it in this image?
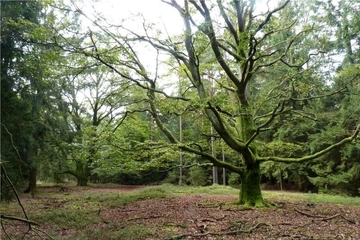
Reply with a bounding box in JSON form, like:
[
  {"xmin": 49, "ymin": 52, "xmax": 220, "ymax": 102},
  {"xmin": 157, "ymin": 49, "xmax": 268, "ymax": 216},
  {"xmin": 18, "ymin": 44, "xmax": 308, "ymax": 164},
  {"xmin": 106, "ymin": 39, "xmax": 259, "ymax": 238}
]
[{"xmin": 257, "ymin": 124, "xmax": 360, "ymax": 163}]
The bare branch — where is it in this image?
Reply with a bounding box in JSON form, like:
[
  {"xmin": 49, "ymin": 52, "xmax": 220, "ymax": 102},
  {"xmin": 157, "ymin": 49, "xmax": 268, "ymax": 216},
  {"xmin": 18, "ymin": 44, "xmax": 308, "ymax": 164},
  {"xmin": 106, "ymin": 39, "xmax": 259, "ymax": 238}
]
[
  {"xmin": 179, "ymin": 143, "xmax": 243, "ymax": 173},
  {"xmin": 256, "ymin": 20, "xmax": 297, "ymax": 45},
  {"xmin": 290, "ymin": 87, "xmax": 348, "ymax": 102},
  {"xmin": 246, "ymin": 100, "xmax": 287, "ymax": 147},
  {"xmin": 281, "ymin": 51, "xmax": 326, "ymax": 68},
  {"xmin": 218, "ymin": 41, "xmax": 241, "ymax": 61},
  {"xmin": 0, "ymin": 215, "xmax": 38, "ymax": 226},
  {"xmin": 1, "ymin": 165, "xmax": 31, "ymax": 230},
  {"xmin": 255, "ymin": 0, "xmax": 291, "ymax": 34},
  {"xmin": 254, "ymin": 27, "xmax": 313, "ymax": 71},
  {"xmin": 1, "ymin": 124, "xmax": 29, "ymax": 167},
  {"xmin": 112, "ymin": 109, "xmax": 148, "ymax": 133},
  {"xmin": 217, "ymin": 1, "xmax": 239, "ymax": 45},
  {"xmin": 234, "ymin": 0, "xmax": 245, "ymax": 33},
  {"xmin": 189, "ymin": 0, "xmax": 241, "ymax": 88},
  {"xmin": 252, "ymin": 84, "xmax": 346, "ymax": 143}
]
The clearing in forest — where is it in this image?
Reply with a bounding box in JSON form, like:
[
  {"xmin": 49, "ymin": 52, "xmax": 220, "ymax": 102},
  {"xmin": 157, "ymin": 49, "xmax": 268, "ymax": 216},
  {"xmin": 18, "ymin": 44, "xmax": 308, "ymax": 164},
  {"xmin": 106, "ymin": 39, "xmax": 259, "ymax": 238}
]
[{"xmin": 1, "ymin": 184, "xmax": 359, "ymax": 239}]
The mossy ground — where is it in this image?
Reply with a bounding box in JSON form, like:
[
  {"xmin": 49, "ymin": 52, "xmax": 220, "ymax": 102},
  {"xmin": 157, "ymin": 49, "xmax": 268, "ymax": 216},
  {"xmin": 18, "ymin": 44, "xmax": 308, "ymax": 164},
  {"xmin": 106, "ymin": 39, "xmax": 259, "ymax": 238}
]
[{"xmin": 1, "ymin": 184, "xmax": 359, "ymax": 239}]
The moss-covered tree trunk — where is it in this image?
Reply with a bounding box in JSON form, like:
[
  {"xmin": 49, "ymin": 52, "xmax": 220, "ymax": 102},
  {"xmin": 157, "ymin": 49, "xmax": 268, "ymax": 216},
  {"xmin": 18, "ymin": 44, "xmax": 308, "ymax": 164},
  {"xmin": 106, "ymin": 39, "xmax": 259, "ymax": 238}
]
[
  {"xmin": 77, "ymin": 175, "xmax": 88, "ymax": 186},
  {"xmin": 75, "ymin": 161, "xmax": 88, "ymax": 186},
  {"xmin": 237, "ymin": 107, "xmax": 264, "ymax": 207},
  {"xmin": 238, "ymin": 162, "xmax": 264, "ymax": 207}
]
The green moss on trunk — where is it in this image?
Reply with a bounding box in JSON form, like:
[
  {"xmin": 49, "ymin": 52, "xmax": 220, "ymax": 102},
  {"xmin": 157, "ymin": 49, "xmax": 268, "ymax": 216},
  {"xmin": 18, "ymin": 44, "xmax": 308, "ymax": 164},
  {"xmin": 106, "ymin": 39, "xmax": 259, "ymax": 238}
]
[
  {"xmin": 75, "ymin": 162, "xmax": 88, "ymax": 186},
  {"xmin": 77, "ymin": 176, "xmax": 88, "ymax": 186},
  {"xmin": 238, "ymin": 162, "xmax": 264, "ymax": 207}
]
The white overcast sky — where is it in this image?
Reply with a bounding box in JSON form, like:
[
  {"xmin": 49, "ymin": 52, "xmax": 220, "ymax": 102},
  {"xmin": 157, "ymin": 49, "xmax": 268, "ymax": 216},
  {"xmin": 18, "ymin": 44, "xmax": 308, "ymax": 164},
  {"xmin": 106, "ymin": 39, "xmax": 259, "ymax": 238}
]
[{"xmin": 82, "ymin": 0, "xmax": 184, "ymax": 36}]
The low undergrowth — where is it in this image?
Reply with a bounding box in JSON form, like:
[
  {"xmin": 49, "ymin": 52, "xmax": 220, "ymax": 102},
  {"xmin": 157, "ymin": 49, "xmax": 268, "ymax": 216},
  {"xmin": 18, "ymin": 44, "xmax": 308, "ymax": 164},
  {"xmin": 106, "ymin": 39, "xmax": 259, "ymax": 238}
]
[{"xmin": 82, "ymin": 186, "xmax": 168, "ymax": 208}]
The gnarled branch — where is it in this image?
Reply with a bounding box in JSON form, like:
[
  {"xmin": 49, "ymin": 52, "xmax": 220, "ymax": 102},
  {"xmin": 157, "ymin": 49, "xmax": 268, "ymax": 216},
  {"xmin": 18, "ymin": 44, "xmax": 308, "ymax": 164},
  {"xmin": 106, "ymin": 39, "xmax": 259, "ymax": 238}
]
[{"xmin": 257, "ymin": 124, "xmax": 360, "ymax": 163}]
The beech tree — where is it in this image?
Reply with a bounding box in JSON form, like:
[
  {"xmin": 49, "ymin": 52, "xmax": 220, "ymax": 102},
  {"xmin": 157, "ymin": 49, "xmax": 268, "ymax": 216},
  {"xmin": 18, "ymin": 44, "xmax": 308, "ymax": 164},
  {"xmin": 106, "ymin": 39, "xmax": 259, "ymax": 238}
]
[
  {"xmin": 54, "ymin": 0, "xmax": 360, "ymax": 206},
  {"xmin": 152, "ymin": 0, "xmax": 358, "ymax": 206},
  {"xmin": 60, "ymin": 64, "xmax": 130, "ymax": 185}
]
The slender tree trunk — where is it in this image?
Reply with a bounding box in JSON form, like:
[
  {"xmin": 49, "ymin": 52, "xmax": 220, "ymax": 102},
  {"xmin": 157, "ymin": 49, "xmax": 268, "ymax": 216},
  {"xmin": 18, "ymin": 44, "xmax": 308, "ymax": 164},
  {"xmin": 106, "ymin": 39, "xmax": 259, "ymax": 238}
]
[
  {"xmin": 279, "ymin": 170, "xmax": 283, "ymax": 191},
  {"xmin": 211, "ymin": 126, "xmax": 218, "ymax": 184},
  {"xmin": 222, "ymin": 143, "xmax": 226, "ymax": 186},
  {"xmin": 238, "ymin": 162, "xmax": 264, "ymax": 207},
  {"xmin": 56, "ymin": 161, "xmax": 62, "ymax": 183},
  {"xmin": 179, "ymin": 114, "xmax": 183, "ymax": 185}
]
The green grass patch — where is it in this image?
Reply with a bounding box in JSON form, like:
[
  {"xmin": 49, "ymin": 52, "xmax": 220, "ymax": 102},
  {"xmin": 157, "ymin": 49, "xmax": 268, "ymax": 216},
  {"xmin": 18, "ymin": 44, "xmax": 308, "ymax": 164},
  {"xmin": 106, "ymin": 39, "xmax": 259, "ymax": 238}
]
[
  {"xmin": 263, "ymin": 190, "xmax": 360, "ymax": 206},
  {"xmin": 135, "ymin": 184, "xmax": 360, "ymax": 207},
  {"xmin": 108, "ymin": 187, "xmax": 167, "ymax": 208},
  {"xmin": 151, "ymin": 183, "xmax": 239, "ymax": 195},
  {"xmin": 57, "ymin": 184, "xmax": 237, "ymax": 210},
  {"xmin": 68, "ymin": 185, "xmax": 169, "ymax": 209},
  {"xmin": 31, "ymin": 209, "xmax": 102, "ymax": 229},
  {"xmin": 144, "ymin": 184, "xmax": 360, "ymax": 207}
]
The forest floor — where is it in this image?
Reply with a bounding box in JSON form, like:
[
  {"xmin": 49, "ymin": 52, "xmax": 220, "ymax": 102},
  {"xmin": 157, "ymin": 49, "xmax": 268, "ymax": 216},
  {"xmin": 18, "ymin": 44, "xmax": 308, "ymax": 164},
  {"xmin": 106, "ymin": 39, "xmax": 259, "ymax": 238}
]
[{"xmin": 1, "ymin": 184, "xmax": 359, "ymax": 239}]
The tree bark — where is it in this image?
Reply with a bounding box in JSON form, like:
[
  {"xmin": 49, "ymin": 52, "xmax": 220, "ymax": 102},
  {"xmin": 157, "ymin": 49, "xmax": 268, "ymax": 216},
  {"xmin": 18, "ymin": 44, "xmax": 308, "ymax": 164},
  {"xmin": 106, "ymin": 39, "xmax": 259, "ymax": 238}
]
[
  {"xmin": 77, "ymin": 175, "xmax": 88, "ymax": 186},
  {"xmin": 75, "ymin": 162, "xmax": 88, "ymax": 186},
  {"xmin": 238, "ymin": 162, "xmax": 264, "ymax": 207},
  {"xmin": 24, "ymin": 167, "xmax": 37, "ymax": 196},
  {"xmin": 237, "ymin": 109, "xmax": 264, "ymax": 207}
]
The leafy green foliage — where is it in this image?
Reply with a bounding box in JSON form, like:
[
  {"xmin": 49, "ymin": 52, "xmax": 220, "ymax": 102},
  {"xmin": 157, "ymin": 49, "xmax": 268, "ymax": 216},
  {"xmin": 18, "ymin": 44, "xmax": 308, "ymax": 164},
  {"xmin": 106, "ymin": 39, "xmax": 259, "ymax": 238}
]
[
  {"xmin": 1, "ymin": 0, "xmax": 65, "ymax": 195},
  {"xmin": 188, "ymin": 166, "xmax": 210, "ymax": 186}
]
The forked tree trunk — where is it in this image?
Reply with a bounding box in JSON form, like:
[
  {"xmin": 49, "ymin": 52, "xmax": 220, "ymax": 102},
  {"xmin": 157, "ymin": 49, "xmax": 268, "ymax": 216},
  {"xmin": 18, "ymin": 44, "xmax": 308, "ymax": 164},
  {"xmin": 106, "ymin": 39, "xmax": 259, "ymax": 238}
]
[{"xmin": 238, "ymin": 162, "xmax": 264, "ymax": 207}]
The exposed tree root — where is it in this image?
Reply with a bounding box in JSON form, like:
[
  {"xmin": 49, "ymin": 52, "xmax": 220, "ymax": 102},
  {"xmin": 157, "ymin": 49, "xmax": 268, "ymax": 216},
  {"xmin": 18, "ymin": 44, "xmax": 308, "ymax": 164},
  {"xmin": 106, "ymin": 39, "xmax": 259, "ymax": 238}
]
[
  {"xmin": 127, "ymin": 214, "xmax": 164, "ymax": 221},
  {"xmin": 195, "ymin": 202, "xmax": 219, "ymax": 208},
  {"xmin": 198, "ymin": 218, "xmax": 217, "ymax": 223},
  {"xmin": 223, "ymin": 206, "xmax": 254, "ymax": 211},
  {"xmin": 294, "ymin": 208, "xmax": 356, "ymax": 224},
  {"xmin": 278, "ymin": 222, "xmax": 292, "ymax": 226},
  {"xmin": 168, "ymin": 222, "xmax": 271, "ymax": 239}
]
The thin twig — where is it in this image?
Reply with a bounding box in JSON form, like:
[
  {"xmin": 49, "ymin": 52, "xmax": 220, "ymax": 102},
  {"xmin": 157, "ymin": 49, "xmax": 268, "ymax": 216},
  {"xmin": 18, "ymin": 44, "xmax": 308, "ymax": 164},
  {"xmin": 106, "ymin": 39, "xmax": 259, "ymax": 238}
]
[
  {"xmin": 1, "ymin": 165, "xmax": 30, "ymax": 224},
  {"xmin": 33, "ymin": 227, "xmax": 55, "ymax": 240},
  {"xmin": 0, "ymin": 221, "xmax": 11, "ymax": 239}
]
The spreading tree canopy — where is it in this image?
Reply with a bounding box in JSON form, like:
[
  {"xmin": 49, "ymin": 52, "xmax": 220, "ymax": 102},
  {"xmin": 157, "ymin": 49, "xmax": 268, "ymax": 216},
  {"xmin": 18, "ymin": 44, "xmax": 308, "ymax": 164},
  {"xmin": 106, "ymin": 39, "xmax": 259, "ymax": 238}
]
[{"xmin": 49, "ymin": 0, "xmax": 360, "ymax": 206}]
